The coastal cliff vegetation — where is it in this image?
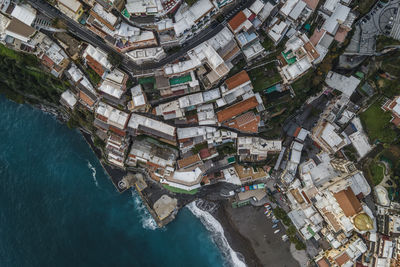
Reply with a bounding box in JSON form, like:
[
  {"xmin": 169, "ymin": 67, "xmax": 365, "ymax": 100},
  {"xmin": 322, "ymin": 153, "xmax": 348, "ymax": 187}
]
[{"xmin": 0, "ymin": 44, "xmax": 70, "ymax": 104}]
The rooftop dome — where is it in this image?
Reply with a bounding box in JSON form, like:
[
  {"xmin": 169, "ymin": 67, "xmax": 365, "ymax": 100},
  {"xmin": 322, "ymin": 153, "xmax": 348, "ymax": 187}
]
[{"xmin": 354, "ymin": 213, "xmax": 373, "ymax": 231}]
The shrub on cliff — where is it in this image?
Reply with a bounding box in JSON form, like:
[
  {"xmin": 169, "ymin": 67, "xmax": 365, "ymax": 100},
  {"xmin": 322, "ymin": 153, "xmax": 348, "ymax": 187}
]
[{"xmin": 0, "ymin": 44, "xmax": 70, "ymax": 104}]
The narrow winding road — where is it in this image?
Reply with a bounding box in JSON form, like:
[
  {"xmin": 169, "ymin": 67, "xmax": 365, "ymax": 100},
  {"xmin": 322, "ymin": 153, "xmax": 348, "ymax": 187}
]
[{"xmin": 27, "ymin": 0, "xmax": 255, "ymax": 74}]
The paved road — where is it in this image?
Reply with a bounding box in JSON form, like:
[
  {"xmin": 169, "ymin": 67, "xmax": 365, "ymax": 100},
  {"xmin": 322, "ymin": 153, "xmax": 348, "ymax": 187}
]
[{"xmin": 27, "ymin": 0, "xmax": 255, "ymax": 74}]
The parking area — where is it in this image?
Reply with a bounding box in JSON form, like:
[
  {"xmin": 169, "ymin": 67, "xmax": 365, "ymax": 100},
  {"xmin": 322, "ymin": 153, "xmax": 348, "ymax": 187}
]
[{"xmin": 346, "ymin": 0, "xmax": 400, "ymax": 55}]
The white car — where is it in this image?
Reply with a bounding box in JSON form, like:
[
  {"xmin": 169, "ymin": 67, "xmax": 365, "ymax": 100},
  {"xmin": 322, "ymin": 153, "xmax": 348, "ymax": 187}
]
[{"xmin": 274, "ymin": 229, "xmax": 280, "ymax": 234}]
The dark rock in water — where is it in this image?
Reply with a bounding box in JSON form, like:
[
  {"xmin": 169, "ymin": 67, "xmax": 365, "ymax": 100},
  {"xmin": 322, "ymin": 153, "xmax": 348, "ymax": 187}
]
[{"xmin": 36, "ymin": 104, "xmax": 69, "ymax": 122}]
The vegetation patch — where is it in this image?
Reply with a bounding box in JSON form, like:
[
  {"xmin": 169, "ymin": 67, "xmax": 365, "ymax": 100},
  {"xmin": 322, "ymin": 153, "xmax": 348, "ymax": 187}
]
[
  {"xmin": 228, "ymin": 59, "xmax": 246, "ymax": 77},
  {"xmin": 249, "ymin": 63, "xmax": 282, "ymax": 92},
  {"xmin": 274, "ymin": 207, "xmax": 306, "ymax": 250},
  {"xmin": 67, "ymin": 107, "xmax": 95, "ymax": 131},
  {"xmin": 138, "ymin": 76, "xmax": 156, "ymax": 90},
  {"xmin": 343, "ymin": 145, "xmax": 358, "ymax": 162},
  {"xmin": 368, "ymin": 161, "xmax": 385, "ymax": 185},
  {"xmin": 192, "ymin": 142, "xmax": 208, "ymax": 154},
  {"xmin": 162, "ymin": 184, "xmax": 198, "ymax": 195},
  {"xmin": 261, "ymin": 37, "xmax": 275, "ymax": 51},
  {"xmin": 274, "ymin": 207, "xmax": 292, "ymax": 226},
  {"xmin": 351, "ymin": 0, "xmax": 378, "ymax": 15},
  {"xmin": 0, "ymin": 44, "xmax": 69, "ymax": 104},
  {"xmin": 216, "ymin": 142, "xmax": 236, "ymax": 155},
  {"xmin": 85, "ymin": 67, "xmax": 102, "ymax": 86},
  {"xmin": 185, "ymin": 0, "xmax": 197, "ymax": 6},
  {"xmin": 379, "ymin": 50, "xmax": 400, "ymax": 78},
  {"xmin": 381, "ymin": 145, "xmax": 400, "ymax": 178},
  {"xmin": 376, "ymin": 36, "xmax": 400, "ymax": 51},
  {"xmin": 360, "ymin": 100, "xmax": 397, "ymax": 143}
]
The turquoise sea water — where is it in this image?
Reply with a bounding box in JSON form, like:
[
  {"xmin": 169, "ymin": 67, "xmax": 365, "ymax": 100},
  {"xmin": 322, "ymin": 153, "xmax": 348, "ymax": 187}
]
[{"xmin": 0, "ymin": 96, "xmax": 226, "ymax": 267}]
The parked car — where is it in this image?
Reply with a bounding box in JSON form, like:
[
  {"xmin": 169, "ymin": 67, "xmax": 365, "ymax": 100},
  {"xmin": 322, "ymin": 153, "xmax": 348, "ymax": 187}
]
[
  {"xmin": 274, "ymin": 229, "xmax": 280, "ymax": 234},
  {"xmin": 272, "ymin": 224, "xmax": 278, "ymax": 229}
]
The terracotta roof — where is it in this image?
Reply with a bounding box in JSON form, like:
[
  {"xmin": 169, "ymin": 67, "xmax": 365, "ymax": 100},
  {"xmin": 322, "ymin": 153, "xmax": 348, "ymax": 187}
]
[
  {"xmin": 224, "ymin": 112, "xmax": 260, "ymax": 133},
  {"xmin": 333, "ymin": 187, "xmax": 362, "ymax": 217},
  {"xmin": 392, "ymin": 116, "xmax": 400, "ymax": 126},
  {"xmin": 389, "ymin": 100, "xmax": 397, "ymax": 110},
  {"xmin": 335, "ymin": 252, "xmax": 350, "ymax": 266},
  {"xmin": 109, "ymin": 125, "xmax": 126, "ymax": 136},
  {"xmin": 334, "ymin": 26, "xmax": 348, "ymax": 43},
  {"xmin": 199, "ymin": 148, "xmax": 211, "ymax": 159},
  {"xmin": 177, "ymin": 154, "xmax": 201, "ymax": 169},
  {"xmin": 322, "ymin": 208, "xmax": 341, "ymax": 232},
  {"xmin": 6, "ymin": 18, "xmax": 35, "ymax": 38},
  {"xmin": 303, "ymin": 0, "xmax": 319, "ymax": 10},
  {"xmin": 79, "ymin": 90, "xmax": 95, "ymax": 107},
  {"xmin": 228, "ymin": 11, "xmax": 247, "ymax": 31},
  {"xmin": 85, "ymin": 55, "xmax": 105, "ymax": 77},
  {"xmin": 293, "ymin": 127, "xmax": 301, "ymax": 137},
  {"xmin": 41, "ymin": 55, "xmax": 54, "ymax": 68},
  {"xmin": 217, "ymin": 96, "xmax": 259, "ymax": 122},
  {"xmin": 316, "ymin": 257, "xmax": 330, "ymax": 267},
  {"xmin": 304, "ymin": 41, "xmax": 320, "ymax": 60},
  {"xmin": 309, "ymin": 29, "xmax": 326, "ymax": 47},
  {"xmin": 225, "ymin": 70, "xmax": 250, "ymax": 90},
  {"xmin": 222, "ymin": 45, "xmax": 240, "ymax": 61},
  {"xmin": 89, "ymin": 10, "xmax": 116, "ymax": 30}
]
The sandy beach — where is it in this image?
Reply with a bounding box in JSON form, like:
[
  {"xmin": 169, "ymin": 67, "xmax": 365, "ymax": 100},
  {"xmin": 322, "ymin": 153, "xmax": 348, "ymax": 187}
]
[{"xmin": 214, "ymin": 201, "xmax": 300, "ymax": 267}]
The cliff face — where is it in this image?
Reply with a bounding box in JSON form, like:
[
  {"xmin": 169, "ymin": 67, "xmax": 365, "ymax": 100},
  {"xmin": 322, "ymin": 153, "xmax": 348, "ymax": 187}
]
[
  {"xmin": 0, "ymin": 44, "xmax": 70, "ymax": 105},
  {"xmin": 0, "ymin": 44, "xmax": 97, "ymax": 132}
]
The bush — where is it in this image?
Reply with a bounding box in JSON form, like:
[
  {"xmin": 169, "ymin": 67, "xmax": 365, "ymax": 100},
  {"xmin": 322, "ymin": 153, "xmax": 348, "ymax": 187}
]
[
  {"xmin": 287, "ymin": 225, "xmax": 296, "ymax": 236},
  {"xmin": 107, "ymin": 52, "xmax": 122, "ymax": 68},
  {"xmin": 294, "ymin": 239, "xmax": 306, "ymax": 250},
  {"xmin": 274, "ymin": 207, "xmax": 292, "ymax": 226}
]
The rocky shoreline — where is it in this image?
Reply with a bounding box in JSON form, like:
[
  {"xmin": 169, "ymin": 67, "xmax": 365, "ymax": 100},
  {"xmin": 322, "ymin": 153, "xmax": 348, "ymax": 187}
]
[{"xmin": 27, "ymin": 101, "xmax": 301, "ymax": 267}]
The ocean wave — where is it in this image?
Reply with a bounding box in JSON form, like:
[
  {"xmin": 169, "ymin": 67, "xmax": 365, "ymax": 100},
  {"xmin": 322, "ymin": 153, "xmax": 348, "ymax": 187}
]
[
  {"xmin": 131, "ymin": 190, "xmax": 158, "ymax": 231},
  {"xmin": 87, "ymin": 161, "xmax": 99, "ymax": 188},
  {"xmin": 187, "ymin": 201, "xmax": 247, "ymax": 267}
]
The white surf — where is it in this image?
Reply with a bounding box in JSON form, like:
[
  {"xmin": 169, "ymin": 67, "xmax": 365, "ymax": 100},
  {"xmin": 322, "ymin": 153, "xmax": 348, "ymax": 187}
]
[
  {"xmin": 187, "ymin": 201, "xmax": 247, "ymax": 267},
  {"xmin": 87, "ymin": 161, "xmax": 99, "ymax": 188},
  {"xmin": 131, "ymin": 190, "xmax": 158, "ymax": 230}
]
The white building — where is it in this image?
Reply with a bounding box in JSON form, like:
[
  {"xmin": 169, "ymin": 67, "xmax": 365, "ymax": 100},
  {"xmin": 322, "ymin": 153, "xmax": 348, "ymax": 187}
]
[
  {"xmin": 10, "ymin": 4, "xmax": 36, "ymax": 26},
  {"xmin": 312, "ymin": 122, "xmax": 349, "ymax": 154},
  {"xmin": 127, "ymin": 113, "xmax": 176, "ymax": 143},
  {"xmin": 60, "ymin": 90, "xmax": 77, "ymax": 109},
  {"xmin": 162, "ymin": 166, "xmax": 203, "ymax": 191},
  {"xmin": 279, "ymin": 32, "xmax": 320, "ymax": 83},
  {"xmin": 127, "ymin": 47, "xmax": 166, "ymax": 64},
  {"xmin": 325, "ymin": 71, "xmax": 360, "ymax": 97},
  {"xmin": 82, "ymin": 44, "xmax": 112, "ymax": 76},
  {"xmin": 268, "ymin": 20, "xmax": 289, "ymax": 43},
  {"xmin": 128, "ymin": 84, "xmax": 147, "ymax": 111},
  {"xmin": 197, "ymin": 103, "xmax": 217, "ymax": 125},
  {"xmin": 95, "ymin": 102, "xmax": 129, "ymax": 131},
  {"xmin": 173, "ymin": 0, "xmax": 216, "ymax": 37},
  {"xmin": 97, "ymin": 69, "xmax": 127, "ymax": 100},
  {"xmin": 237, "ymin": 137, "xmax": 282, "ymax": 161}
]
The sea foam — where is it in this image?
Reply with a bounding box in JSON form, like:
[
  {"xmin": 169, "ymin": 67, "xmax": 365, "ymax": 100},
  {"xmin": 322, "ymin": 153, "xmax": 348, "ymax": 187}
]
[
  {"xmin": 187, "ymin": 201, "xmax": 247, "ymax": 267},
  {"xmin": 87, "ymin": 161, "xmax": 99, "ymax": 188},
  {"xmin": 131, "ymin": 190, "xmax": 158, "ymax": 231}
]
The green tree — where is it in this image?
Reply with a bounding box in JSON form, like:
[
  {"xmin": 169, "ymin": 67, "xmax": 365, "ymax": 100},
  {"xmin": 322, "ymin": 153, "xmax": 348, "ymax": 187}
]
[
  {"xmin": 287, "ymin": 225, "xmax": 297, "ymax": 236},
  {"xmin": 107, "ymin": 52, "xmax": 123, "ymax": 68}
]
